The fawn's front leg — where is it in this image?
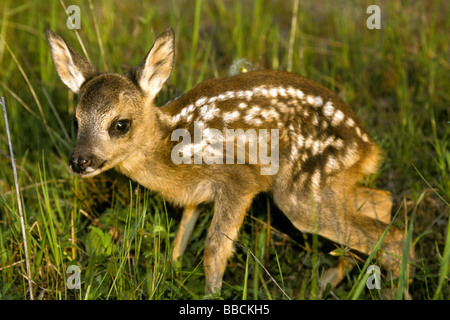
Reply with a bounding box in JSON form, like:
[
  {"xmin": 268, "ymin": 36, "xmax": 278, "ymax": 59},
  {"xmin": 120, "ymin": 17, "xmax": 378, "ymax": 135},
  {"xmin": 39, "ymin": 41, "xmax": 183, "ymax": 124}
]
[
  {"xmin": 203, "ymin": 193, "xmax": 255, "ymax": 295},
  {"xmin": 172, "ymin": 205, "xmax": 202, "ymax": 262}
]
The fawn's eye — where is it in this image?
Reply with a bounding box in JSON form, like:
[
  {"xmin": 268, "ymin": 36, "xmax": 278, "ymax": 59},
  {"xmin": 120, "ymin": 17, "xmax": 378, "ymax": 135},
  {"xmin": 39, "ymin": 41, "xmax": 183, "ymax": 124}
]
[{"xmin": 110, "ymin": 119, "xmax": 131, "ymax": 136}]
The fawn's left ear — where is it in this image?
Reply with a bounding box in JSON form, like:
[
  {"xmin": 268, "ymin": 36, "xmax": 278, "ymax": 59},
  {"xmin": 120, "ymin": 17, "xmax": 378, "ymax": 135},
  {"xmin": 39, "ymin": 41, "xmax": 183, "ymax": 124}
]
[
  {"xmin": 46, "ymin": 29, "xmax": 98, "ymax": 94},
  {"xmin": 133, "ymin": 28, "xmax": 175, "ymax": 101}
]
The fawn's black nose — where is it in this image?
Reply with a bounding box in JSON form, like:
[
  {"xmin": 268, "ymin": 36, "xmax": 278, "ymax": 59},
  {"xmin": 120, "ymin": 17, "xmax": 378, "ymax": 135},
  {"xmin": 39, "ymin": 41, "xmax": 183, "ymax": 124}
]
[{"xmin": 70, "ymin": 156, "xmax": 92, "ymax": 173}]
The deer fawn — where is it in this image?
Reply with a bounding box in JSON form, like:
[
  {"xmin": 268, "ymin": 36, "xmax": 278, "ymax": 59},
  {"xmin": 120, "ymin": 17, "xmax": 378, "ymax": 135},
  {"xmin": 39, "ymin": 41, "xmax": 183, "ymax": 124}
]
[{"xmin": 47, "ymin": 28, "xmax": 414, "ymax": 295}]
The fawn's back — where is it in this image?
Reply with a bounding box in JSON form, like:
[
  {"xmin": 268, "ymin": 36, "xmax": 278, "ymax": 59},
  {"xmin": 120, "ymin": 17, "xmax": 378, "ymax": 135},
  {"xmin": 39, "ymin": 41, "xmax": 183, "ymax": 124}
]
[{"xmin": 151, "ymin": 69, "xmax": 380, "ymax": 203}]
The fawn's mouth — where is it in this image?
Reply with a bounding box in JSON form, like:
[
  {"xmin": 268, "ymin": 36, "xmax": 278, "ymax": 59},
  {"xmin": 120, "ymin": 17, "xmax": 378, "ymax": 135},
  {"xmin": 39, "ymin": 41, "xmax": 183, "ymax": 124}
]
[{"xmin": 71, "ymin": 161, "xmax": 107, "ymax": 178}]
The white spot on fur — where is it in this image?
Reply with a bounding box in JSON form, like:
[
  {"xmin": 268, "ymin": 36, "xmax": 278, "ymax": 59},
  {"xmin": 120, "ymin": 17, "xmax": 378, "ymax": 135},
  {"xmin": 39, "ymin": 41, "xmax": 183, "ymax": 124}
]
[
  {"xmin": 315, "ymin": 96, "xmax": 323, "ymax": 107},
  {"xmin": 261, "ymin": 109, "xmax": 280, "ymax": 121},
  {"xmin": 304, "ymin": 137, "xmax": 314, "ymax": 149},
  {"xmin": 195, "ymin": 98, "xmax": 207, "ymax": 107},
  {"xmin": 277, "ymin": 101, "xmax": 288, "ymax": 113},
  {"xmin": 361, "ymin": 133, "xmax": 369, "ymax": 142},
  {"xmin": 223, "ymin": 110, "xmax": 241, "ymax": 123},
  {"xmin": 253, "ymin": 86, "xmax": 262, "ymax": 96},
  {"xmin": 180, "ymin": 106, "xmax": 190, "ymax": 117},
  {"xmin": 287, "ymin": 87, "xmax": 297, "ymax": 97},
  {"xmin": 278, "ymin": 87, "xmax": 287, "ymax": 97},
  {"xmin": 242, "ymin": 109, "xmax": 263, "ymax": 125},
  {"xmin": 325, "ymin": 156, "xmax": 339, "ymax": 174},
  {"xmin": 332, "ymin": 110, "xmax": 345, "ymax": 126},
  {"xmin": 203, "ymin": 104, "xmax": 219, "ymax": 121},
  {"xmin": 290, "ymin": 144, "xmax": 299, "ymax": 161},
  {"xmin": 323, "ymin": 102, "xmax": 335, "ymax": 117},
  {"xmin": 346, "ymin": 118, "xmax": 355, "ymax": 127},
  {"xmin": 323, "ymin": 136, "xmax": 335, "ymax": 149},
  {"xmin": 297, "ymin": 134, "xmax": 305, "ymax": 148},
  {"xmin": 225, "ymin": 91, "xmax": 235, "ymax": 99},
  {"xmin": 253, "ymin": 118, "xmax": 262, "ymax": 125},
  {"xmin": 236, "ymin": 90, "xmax": 245, "ymax": 99},
  {"xmin": 311, "ymin": 170, "xmax": 321, "ymax": 189},
  {"xmin": 199, "ymin": 105, "xmax": 208, "ymax": 117},
  {"xmin": 342, "ymin": 142, "xmax": 359, "ymax": 167},
  {"xmin": 248, "ymin": 105, "xmax": 261, "ymax": 118},
  {"xmin": 332, "ymin": 138, "xmax": 344, "ymax": 149},
  {"xmin": 172, "ymin": 113, "xmax": 181, "ymax": 123},
  {"xmin": 217, "ymin": 93, "xmax": 227, "ymax": 101},
  {"xmin": 269, "ymin": 88, "xmax": 278, "ymax": 98},
  {"xmin": 312, "ymin": 140, "xmax": 321, "ymax": 155},
  {"xmin": 244, "ymin": 113, "xmax": 253, "ymax": 124}
]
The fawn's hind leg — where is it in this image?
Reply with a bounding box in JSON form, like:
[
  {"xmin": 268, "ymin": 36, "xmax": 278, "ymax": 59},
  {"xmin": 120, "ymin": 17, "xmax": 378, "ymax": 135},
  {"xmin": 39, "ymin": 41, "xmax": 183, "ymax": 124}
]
[
  {"xmin": 343, "ymin": 184, "xmax": 414, "ymax": 277},
  {"xmin": 275, "ymin": 182, "xmax": 413, "ymax": 282},
  {"xmin": 354, "ymin": 186, "xmax": 392, "ymax": 224},
  {"xmin": 172, "ymin": 205, "xmax": 202, "ymax": 262},
  {"xmin": 319, "ymin": 185, "xmax": 394, "ymax": 290}
]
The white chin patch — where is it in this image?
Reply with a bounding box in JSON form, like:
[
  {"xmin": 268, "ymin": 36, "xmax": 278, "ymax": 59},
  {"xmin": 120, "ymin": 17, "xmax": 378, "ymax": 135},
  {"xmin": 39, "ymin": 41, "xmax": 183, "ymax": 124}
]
[
  {"xmin": 79, "ymin": 169, "xmax": 101, "ymax": 178},
  {"xmin": 73, "ymin": 166, "xmax": 102, "ymax": 178},
  {"xmin": 84, "ymin": 166, "xmax": 95, "ymax": 173}
]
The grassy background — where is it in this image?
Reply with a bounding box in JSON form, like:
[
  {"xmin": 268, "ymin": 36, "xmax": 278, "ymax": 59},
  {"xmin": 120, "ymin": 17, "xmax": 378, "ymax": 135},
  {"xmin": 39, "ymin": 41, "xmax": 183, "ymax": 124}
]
[{"xmin": 0, "ymin": 0, "xmax": 449, "ymax": 300}]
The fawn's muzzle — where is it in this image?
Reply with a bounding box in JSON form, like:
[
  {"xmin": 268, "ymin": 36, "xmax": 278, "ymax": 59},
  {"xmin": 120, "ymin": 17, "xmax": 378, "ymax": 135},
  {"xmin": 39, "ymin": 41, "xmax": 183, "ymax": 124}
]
[{"xmin": 70, "ymin": 156, "xmax": 92, "ymax": 174}]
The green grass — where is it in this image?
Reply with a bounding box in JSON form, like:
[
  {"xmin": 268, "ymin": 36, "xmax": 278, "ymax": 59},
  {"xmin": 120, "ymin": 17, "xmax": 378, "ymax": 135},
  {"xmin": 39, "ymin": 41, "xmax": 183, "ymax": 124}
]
[{"xmin": 0, "ymin": 0, "xmax": 449, "ymax": 300}]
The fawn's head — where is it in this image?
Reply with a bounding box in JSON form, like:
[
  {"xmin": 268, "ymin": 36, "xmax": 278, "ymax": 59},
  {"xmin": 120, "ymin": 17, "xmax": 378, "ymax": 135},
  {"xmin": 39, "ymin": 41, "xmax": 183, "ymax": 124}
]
[{"xmin": 47, "ymin": 28, "xmax": 175, "ymax": 177}]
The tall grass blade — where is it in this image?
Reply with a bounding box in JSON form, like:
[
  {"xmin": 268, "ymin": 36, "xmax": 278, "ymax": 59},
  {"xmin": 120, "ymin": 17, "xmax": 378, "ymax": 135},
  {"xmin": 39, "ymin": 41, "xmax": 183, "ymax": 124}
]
[
  {"xmin": 1, "ymin": 37, "xmax": 46, "ymax": 123},
  {"xmin": 1, "ymin": 96, "xmax": 34, "ymax": 300},
  {"xmin": 186, "ymin": 0, "xmax": 202, "ymax": 89}
]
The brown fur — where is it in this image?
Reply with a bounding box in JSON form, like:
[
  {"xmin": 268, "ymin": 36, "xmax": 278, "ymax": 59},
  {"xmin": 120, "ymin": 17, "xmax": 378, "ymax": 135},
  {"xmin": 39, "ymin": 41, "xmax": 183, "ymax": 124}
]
[{"xmin": 47, "ymin": 28, "xmax": 414, "ymax": 295}]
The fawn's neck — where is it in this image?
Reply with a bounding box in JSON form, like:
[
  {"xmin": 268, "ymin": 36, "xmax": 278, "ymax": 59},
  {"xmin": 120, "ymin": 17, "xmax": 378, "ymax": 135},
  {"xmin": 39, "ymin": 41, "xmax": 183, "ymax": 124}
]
[{"xmin": 114, "ymin": 101, "xmax": 201, "ymax": 203}]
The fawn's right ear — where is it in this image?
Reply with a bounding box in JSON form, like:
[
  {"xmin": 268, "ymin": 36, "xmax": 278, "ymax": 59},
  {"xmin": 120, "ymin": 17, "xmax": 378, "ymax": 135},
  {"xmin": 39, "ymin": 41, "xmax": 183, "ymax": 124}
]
[
  {"xmin": 46, "ymin": 29, "xmax": 97, "ymax": 94},
  {"xmin": 133, "ymin": 28, "xmax": 175, "ymax": 101}
]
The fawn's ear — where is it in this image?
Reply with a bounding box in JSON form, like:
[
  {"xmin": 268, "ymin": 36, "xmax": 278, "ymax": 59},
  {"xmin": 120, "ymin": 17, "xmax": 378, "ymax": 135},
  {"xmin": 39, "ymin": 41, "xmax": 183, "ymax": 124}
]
[
  {"xmin": 133, "ymin": 28, "xmax": 175, "ymax": 101},
  {"xmin": 46, "ymin": 29, "xmax": 97, "ymax": 94}
]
